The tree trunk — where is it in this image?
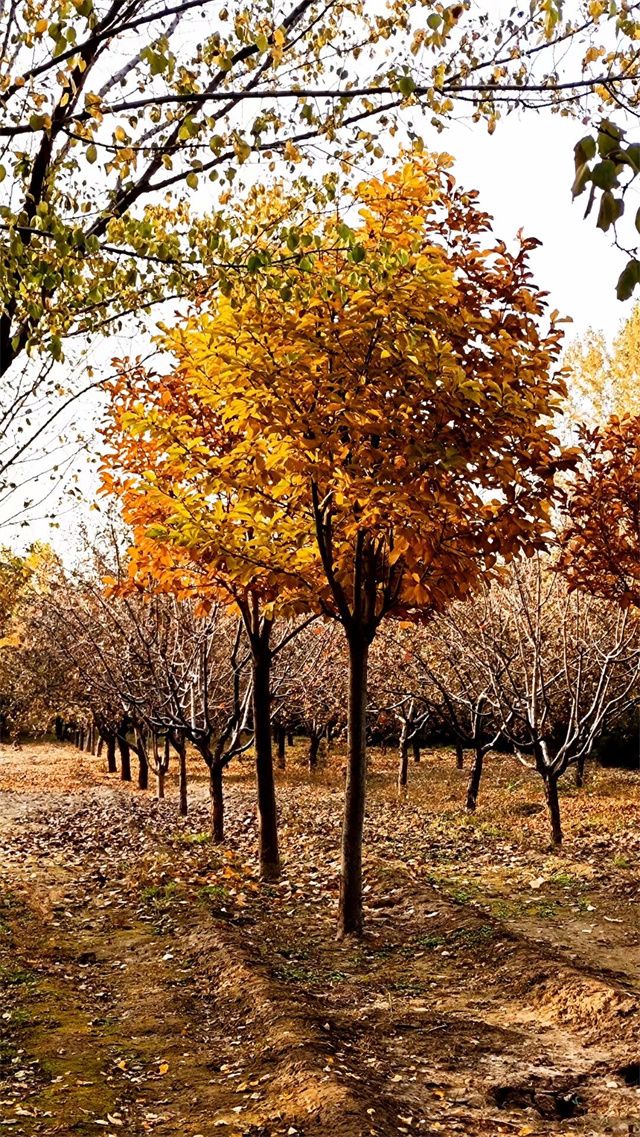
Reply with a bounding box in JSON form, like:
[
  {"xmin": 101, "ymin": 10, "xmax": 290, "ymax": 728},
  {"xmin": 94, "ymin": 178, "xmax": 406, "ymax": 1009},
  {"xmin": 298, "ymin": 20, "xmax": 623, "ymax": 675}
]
[
  {"xmin": 544, "ymin": 774, "xmax": 563, "ymax": 846},
  {"xmin": 178, "ymin": 738, "xmax": 188, "ymax": 817},
  {"xmin": 117, "ymin": 731, "xmax": 131, "ymax": 782},
  {"xmin": 287, "ymin": 732, "xmax": 294, "ymax": 747},
  {"xmin": 253, "ymin": 648, "xmax": 280, "ymax": 880},
  {"xmin": 575, "ymin": 754, "xmax": 586, "ymax": 788},
  {"xmin": 96, "ymin": 735, "xmax": 104, "ymax": 758},
  {"xmin": 136, "ymin": 729, "xmax": 149, "ymax": 791},
  {"xmin": 397, "ymin": 729, "xmax": 409, "ymax": 790},
  {"xmin": 277, "ymin": 726, "xmax": 286, "ymax": 770},
  {"xmin": 106, "ymin": 734, "xmax": 117, "ymax": 774},
  {"xmin": 308, "ymin": 732, "xmax": 320, "ymax": 771},
  {"xmin": 455, "ymin": 741, "xmax": 464, "ymax": 769},
  {"xmin": 466, "ymin": 748, "xmax": 484, "ymax": 811},
  {"xmin": 210, "ymin": 764, "xmax": 224, "ymax": 843},
  {"xmin": 338, "ymin": 630, "xmax": 369, "ymax": 939},
  {"xmin": 157, "ymin": 768, "xmax": 165, "ymax": 800},
  {"xmin": 412, "ymin": 738, "xmax": 420, "ymax": 763}
]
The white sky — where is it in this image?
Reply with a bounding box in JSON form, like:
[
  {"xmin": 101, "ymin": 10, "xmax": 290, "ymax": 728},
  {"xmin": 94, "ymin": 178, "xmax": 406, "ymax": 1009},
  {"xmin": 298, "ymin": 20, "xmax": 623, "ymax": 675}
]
[{"xmin": 444, "ymin": 111, "xmax": 631, "ymax": 342}]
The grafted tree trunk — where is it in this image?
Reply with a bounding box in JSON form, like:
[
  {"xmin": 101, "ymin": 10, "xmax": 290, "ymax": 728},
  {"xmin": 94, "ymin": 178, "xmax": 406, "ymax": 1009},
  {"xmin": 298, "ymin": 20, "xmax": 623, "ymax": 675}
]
[
  {"xmin": 308, "ymin": 731, "xmax": 321, "ymax": 770},
  {"xmin": 177, "ymin": 737, "xmax": 188, "ymax": 817},
  {"xmin": 466, "ymin": 748, "xmax": 484, "ymax": 811},
  {"xmin": 106, "ymin": 733, "xmax": 117, "ymax": 774},
  {"xmin": 544, "ymin": 773, "xmax": 563, "ymax": 846},
  {"xmin": 117, "ymin": 728, "xmax": 131, "ymax": 782},
  {"xmin": 397, "ymin": 724, "xmax": 409, "ymax": 790},
  {"xmin": 209, "ymin": 763, "xmax": 224, "ymax": 842},
  {"xmin": 253, "ymin": 645, "xmax": 279, "ymax": 880},
  {"xmin": 455, "ymin": 741, "xmax": 464, "ymax": 769},
  {"xmin": 338, "ymin": 629, "xmax": 369, "ymax": 938},
  {"xmin": 412, "ymin": 738, "xmax": 420, "ymax": 763},
  {"xmin": 135, "ymin": 727, "xmax": 149, "ymax": 791},
  {"xmin": 575, "ymin": 754, "xmax": 586, "ymax": 788}
]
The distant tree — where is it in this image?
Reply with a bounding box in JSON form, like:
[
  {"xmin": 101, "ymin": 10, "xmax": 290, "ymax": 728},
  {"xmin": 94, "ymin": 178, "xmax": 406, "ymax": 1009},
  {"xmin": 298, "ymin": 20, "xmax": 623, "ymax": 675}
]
[
  {"xmin": 467, "ymin": 557, "xmax": 640, "ymax": 844},
  {"xmin": 561, "ymin": 414, "xmax": 640, "ymax": 606}
]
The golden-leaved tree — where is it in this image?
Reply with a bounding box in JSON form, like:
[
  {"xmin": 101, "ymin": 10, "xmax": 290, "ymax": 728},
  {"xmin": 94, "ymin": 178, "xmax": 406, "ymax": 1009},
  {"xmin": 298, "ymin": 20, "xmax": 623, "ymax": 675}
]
[
  {"xmin": 103, "ymin": 152, "xmax": 571, "ymax": 935},
  {"xmin": 563, "ymin": 303, "xmax": 640, "ymax": 427}
]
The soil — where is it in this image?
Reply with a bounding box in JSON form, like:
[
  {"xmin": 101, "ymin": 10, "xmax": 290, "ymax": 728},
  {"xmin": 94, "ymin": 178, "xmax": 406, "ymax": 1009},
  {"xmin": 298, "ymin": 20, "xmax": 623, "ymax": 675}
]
[{"xmin": 0, "ymin": 741, "xmax": 639, "ymax": 1136}]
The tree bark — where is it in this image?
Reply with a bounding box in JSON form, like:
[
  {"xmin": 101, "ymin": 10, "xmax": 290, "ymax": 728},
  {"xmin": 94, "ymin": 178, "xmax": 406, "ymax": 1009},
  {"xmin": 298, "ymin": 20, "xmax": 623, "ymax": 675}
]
[
  {"xmin": 338, "ymin": 630, "xmax": 369, "ymax": 938},
  {"xmin": 135, "ymin": 728, "xmax": 149, "ymax": 791},
  {"xmin": 575, "ymin": 754, "xmax": 585, "ymax": 788},
  {"xmin": 210, "ymin": 763, "xmax": 224, "ymax": 843},
  {"xmin": 177, "ymin": 738, "xmax": 188, "ymax": 817},
  {"xmin": 466, "ymin": 748, "xmax": 484, "ymax": 811},
  {"xmin": 106, "ymin": 733, "xmax": 117, "ymax": 774},
  {"xmin": 157, "ymin": 769, "xmax": 165, "ymax": 800},
  {"xmin": 253, "ymin": 646, "xmax": 280, "ymax": 880},
  {"xmin": 455, "ymin": 741, "xmax": 464, "ymax": 769},
  {"xmin": 117, "ymin": 730, "xmax": 131, "ymax": 782},
  {"xmin": 287, "ymin": 732, "xmax": 294, "ymax": 747},
  {"xmin": 544, "ymin": 774, "xmax": 563, "ymax": 845},
  {"xmin": 412, "ymin": 738, "xmax": 420, "ymax": 763},
  {"xmin": 308, "ymin": 732, "xmax": 320, "ymax": 770},
  {"xmin": 397, "ymin": 730, "xmax": 409, "ymax": 790}
]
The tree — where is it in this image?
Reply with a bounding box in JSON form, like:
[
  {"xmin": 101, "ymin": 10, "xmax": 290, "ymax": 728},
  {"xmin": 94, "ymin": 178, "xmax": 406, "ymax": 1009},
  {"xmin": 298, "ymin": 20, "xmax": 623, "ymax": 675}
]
[
  {"xmin": 563, "ymin": 304, "xmax": 640, "ymax": 428},
  {"xmin": 3, "ymin": 1, "xmax": 640, "ymax": 531},
  {"xmin": 561, "ymin": 414, "xmax": 640, "ymax": 605},
  {"xmin": 464, "ymin": 556, "xmax": 640, "ymax": 844},
  {"xmin": 103, "ymin": 152, "xmax": 570, "ymax": 934}
]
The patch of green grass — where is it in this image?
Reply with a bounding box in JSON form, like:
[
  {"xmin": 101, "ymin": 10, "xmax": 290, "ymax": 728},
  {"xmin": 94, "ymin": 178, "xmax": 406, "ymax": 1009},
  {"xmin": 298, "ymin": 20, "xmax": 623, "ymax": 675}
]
[
  {"xmin": 175, "ymin": 830, "xmax": 211, "ymax": 846},
  {"xmin": 0, "ymin": 964, "xmax": 36, "ymax": 987},
  {"xmin": 198, "ymin": 884, "xmax": 228, "ymax": 902},
  {"xmin": 414, "ymin": 932, "xmax": 447, "ymax": 950},
  {"xmin": 549, "ymin": 871, "xmax": 582, "ymax": 889},
  {"xmin": 139, "ymin": 880, "xmax": 182, "ymax": 910},
  {"xmin": 612, "ymin": 854, "xmax": 631, "ymax": 869},
  {"xmin": 530, "ymin": 900, "xmax": 560, "ymax": 920},
  {"xmin": 452, "ymin": 924, "xmax": 496, "ymax": 947}
]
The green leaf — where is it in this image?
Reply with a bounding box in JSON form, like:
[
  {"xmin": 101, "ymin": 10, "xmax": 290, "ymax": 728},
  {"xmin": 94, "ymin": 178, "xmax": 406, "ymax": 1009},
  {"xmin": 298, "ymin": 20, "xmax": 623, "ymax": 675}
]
[
  {"xmin": 591, "ymin": 159, "xmax": 618, "ymax": 189},
  {"xmin": 397, "ymin": 75, "xmax": 416, "ymax": 96},
  {"xmin": 574, "ymin": 135, "xmax": 596, "ymax": 167},
  {"xmin": 186, "ymin": 172, "xmax": 199, "ymax": 189},
  {"xmin": 571, "ymin": 163, "xmax": 590, "ymax": 198},
  {"xmin": 635, "ymin": 206, "xmax": 640, "ymax": 234},
  {"xmin": 0, "ymin": 165, "xmax": 5, "ymax": 183},
  {"xmin": 427, "ymin": 13, "xmax": 441, "ymax": 28},
  {"xmin": 86, "ymin": 143, "xmax": 97, "ymax": 164},
  {"xmin": 597, "ymin": 120, "xmax": 623, "ymax": 156},
  {"xmin": 624, "ymin": 143, "xmax": 640, "ymax": 173},
  {"xmin": 349, "ymin": 244, "xmax": 366, "ymax": 264},
  {"xmin": 616, "ymin": 258, "xmax": 640, "ymax": 302},
  {"xmin": 596, "ymin": 190, "xmax": 623, "ymax": 231}
]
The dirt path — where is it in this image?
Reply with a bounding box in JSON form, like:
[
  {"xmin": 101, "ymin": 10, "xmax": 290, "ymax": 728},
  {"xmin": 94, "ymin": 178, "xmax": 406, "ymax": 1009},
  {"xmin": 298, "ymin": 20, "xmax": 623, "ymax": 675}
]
[{"xmin": 0, "ymin": 744, "xmax": 639, "ymax": 1136}]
